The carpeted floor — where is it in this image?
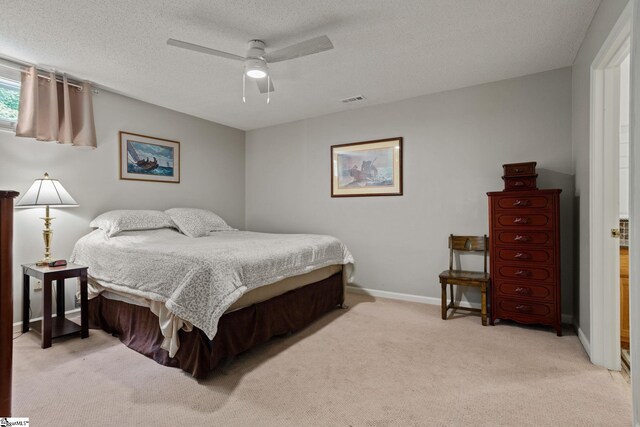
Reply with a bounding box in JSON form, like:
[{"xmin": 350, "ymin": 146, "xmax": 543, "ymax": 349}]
[{"xmin": 12, "ymin": 292, "xmax": 631, "ymax": 426}]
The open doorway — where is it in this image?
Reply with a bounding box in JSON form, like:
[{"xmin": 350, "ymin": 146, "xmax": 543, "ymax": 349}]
[{"xmin": 619, "ymin": 53, "xmax": 630, "ymax": 374}]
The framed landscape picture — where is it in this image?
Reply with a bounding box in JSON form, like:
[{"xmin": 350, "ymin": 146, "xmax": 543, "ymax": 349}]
[
  {"xmin": 119, "ymin": 131, "xmax": 180, "ymax": 183},
  {"xmin": 331, "ymin": 137, "xmax": 403, "ymax": 197}
]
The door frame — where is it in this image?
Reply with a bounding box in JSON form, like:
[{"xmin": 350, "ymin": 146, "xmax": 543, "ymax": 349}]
[
  {"xmin": 629, "ymin": 1, "xmax": 640, "ymax": 425},
  {"xmin": 589, "ymin": 0, "xmax": 632, "ymax": 371}
]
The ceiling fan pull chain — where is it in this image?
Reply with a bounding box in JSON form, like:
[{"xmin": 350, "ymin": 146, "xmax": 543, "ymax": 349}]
[
  {"xmin": 267, "ymin": 74, "xmax": 271, "ymax": 104},
  {"xmin": 242, "ymin": 73, "xmax": 246, "ymax": 103}
]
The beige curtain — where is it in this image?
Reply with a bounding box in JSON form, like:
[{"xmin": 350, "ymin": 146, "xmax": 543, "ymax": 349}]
[{"xmin": 15, "ymin": 66, "xmax": 97, "ymax": 148}]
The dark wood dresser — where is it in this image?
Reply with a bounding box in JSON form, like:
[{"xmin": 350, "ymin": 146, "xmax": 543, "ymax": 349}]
[{"xmin": 487, "ymin": 187, "xmax": 562, "ymax": 336}]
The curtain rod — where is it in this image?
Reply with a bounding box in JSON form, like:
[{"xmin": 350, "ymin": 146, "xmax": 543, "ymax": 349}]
[
  {"xmin": 0, "ymin": 58, "xmax": 98, "ymax": 93},
  {"xmin": 0, "ymin": 61, "xmax": 85, "ymax": 91}
]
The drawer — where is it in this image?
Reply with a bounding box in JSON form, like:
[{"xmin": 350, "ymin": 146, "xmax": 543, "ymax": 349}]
[
  {"xmin": 503, "ymin": 162, "xmax": 536, "ymax": 176},
  {"xmin": 494, "ymin": 231, "xmax": 553, "ymax": 246},
  {"xmin": 494, "ymin": 195, "xmax": 551, "ymax": 210},
  {"xmin": 503, "ymin": 176, "xmax": 537, "ymax": 191},
  {"xmin": 494, "ymin": 281, "xmax": 555, "ymax": 302},
  {"xmin": 494, "ymin": 299, "xmax": 555, "ymax": 323},
  {"xmin": 495, "ymin": 247, "xmax": 553, "ymax": 264},
  {"xmin": 495, "ymin": 213, "xmax": 552, "ymax": 228},
  {"xmin": 495, "ymin": 265, "xmax": 554, "ymax": 283}
]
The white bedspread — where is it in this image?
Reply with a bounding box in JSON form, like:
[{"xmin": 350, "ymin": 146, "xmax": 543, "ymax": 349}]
[{"xmin": 71, "ymin": 228, "xmax": 354, "ymax": 342}]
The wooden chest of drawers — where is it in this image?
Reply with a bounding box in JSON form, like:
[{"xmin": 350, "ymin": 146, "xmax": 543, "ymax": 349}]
[
  {"xmin": 487, "ymin": 189, "xmax": 562, "ymax": 335},
  {"xmin": 501, "ymin": 161, "xmax": 538, "ymax": 191}
]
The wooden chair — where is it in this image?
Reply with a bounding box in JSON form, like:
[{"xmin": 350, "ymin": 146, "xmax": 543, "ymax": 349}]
[{"xmin": 439, "ymin": 235, "xmax": 490, "ymax": 326}]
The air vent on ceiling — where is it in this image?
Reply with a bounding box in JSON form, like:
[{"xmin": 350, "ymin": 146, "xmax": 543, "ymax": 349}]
[{"xmin": 340, "ymin": 95, "xmax": 367, "ymax": 104}]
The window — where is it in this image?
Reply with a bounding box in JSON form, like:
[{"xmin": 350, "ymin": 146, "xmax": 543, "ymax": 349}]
[
  {"xmin": 0, "ymin": 67, "xmax": 21, "ymax": 132},
  {"xmin": 0, "ymin": 59, "xmax": 20, "ymax": 132}
]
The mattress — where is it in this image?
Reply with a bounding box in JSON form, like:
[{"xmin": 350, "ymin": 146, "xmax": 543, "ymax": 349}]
[{"xmin": 93, "ymin": 264, "xmax": 343, "ymax": 313}]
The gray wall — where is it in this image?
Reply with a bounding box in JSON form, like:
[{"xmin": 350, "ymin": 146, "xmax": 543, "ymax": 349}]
[
  {"xmin": 246, "ymin": 68, "xmax": 574, "ymax": 314},
  {"xmin": 0, "ymin": 89, "xmax": 245, "ymax": 322},
  {"xmin": 571, "ymin": 0, "xmax": 630, "ymax": 342}
]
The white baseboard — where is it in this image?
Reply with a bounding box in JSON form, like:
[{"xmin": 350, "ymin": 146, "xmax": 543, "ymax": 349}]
[
  {"xmin": 577, "ymin": 326, "xmax": 591, "ymax": 356},
  {"xmin": 12, "ymin": 308, "xmax": 81, "ymax": 334},
  {"xmin": 348, "ymin": 285, "xmax": 450, "ymax": 306},
  {"xmin": 347, "ymin": 285, "xmax": 574, "ymax": 324}
]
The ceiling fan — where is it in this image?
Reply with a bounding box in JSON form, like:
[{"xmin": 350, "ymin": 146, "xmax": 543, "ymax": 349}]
[{"xmin": 166, "ymin": 35, "xmax": 334, "ymax": 103}]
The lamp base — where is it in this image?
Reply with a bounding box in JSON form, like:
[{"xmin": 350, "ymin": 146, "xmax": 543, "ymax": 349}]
[{"xmin": 38, "ymin": 206, "xmax": 54, "ymax": 267}]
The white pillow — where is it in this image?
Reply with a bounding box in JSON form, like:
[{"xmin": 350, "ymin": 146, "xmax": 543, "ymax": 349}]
[
  {"xmin": 165, "ymin": 208, "xmax": 234, "ymax": 238},
  {"xmin": 90, "ymin": 210, "xmax": 175, "ymax": 237}
]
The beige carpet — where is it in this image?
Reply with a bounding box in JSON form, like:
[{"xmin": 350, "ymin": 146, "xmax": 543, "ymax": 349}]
[{"xmin": 12, "ymin": 293, "xmax": 631, "ymax": 426}]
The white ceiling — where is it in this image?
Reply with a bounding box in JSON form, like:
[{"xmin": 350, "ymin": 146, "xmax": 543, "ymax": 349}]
[{"xmin": 0, "ymin": 0, "xmax": 599, "ymax": 131}]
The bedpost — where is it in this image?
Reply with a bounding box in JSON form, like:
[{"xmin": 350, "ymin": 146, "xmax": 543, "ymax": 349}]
[
  {"xmin": 340, "ymin": 264, "xmax": 349, "ymax": 309},
  {"xmin": 0, "ymin": 190, "xmax": 19, "ymax": 417}
]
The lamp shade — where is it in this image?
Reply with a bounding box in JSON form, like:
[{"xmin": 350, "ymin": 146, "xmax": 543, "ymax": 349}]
[{"xmin": 15, "ymin": 173, "xmax": 78, "ymax": 208}]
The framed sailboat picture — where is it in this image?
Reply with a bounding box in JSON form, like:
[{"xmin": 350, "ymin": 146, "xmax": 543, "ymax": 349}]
[
  {"xmin": 119, "ymin": 131, "xmax": 180, "ymax": 183},
  {"xmin": 331, "ymin": 137, "xmax": 403, "ymax": 197}
]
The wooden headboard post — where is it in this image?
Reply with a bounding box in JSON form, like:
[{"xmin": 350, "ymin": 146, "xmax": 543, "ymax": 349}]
[{"xmin": 0, "ymin": 190, "xmax": 19, "ymax": 417}]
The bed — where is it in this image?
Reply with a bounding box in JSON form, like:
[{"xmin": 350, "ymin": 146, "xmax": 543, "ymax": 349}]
[{"xmin": 70, "ymin": 209, "xmax": 354, "ymax": 378}]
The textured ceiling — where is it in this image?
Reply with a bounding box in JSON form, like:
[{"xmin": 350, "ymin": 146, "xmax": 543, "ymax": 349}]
[{"xmin": 0, "ymin": 0, "xmax": 599, "ymax": 130}]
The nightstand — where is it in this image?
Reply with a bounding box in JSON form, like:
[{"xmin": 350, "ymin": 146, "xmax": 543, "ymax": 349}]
[{"xmin": 22, "ymin": 263, "xmax": 89, "ymax": 348}]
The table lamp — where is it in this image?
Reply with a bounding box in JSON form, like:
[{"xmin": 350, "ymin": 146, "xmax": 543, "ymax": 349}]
[{"xmin": 16, "ymin": 173, "xmax": 78, "ymax": 266}]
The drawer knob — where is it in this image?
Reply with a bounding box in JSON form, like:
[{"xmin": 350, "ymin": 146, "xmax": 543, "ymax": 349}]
[
  {"xmin": 514, "ymin": 168, "xmax": 523, "ymax": 173},
  {"xmin": 513, "ymin": 181, "xmax": 525, "ymax": 187},
  {"xmin": 513, "ymin": 199, "xmax": 530, "ymax": 207},
  {"xmin": 514, "ymin": 252, "xmax": 531, "ymax": 259},
  {"xmin": 513, "ymin": 217, "xmax": 529, "ymax": 224},
  {"xmin": 514, "ymin": 287, "xmax": 532, "ymax": 295},
  {"xmin": 514, "ymin": 234, "xmax": 530, "ymax": 242},
  {"xmin": 515, "ymin": 270, "xmax": 531, "ymax": 277},
  {"xmin": 515, "ymin": 304, "xmax": 532, "ymax": 313}
]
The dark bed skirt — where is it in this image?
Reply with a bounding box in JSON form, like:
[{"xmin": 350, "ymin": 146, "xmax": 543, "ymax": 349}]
[{"xmin": 88, "ymin": 272, "xmax": 344, "ymax": 378}]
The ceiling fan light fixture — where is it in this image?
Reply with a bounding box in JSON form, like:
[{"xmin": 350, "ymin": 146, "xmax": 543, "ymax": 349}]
[
  {"xmin": 245, "ymin": 58, "xmax": 268, "ymax": 79},
  {"xmin": 246, "ymin": 68, "xmax": 267, "ymax": 79}
]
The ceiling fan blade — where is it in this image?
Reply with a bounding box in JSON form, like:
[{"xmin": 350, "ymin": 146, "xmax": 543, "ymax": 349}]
[
  {"xmin": 263, "ymin": 35, "xmax": 333, "ymax": 63},
  {"xmin": 166, "ymin": 38, "xmax": 245, "ymax": 61},
  {"xmin": 256, "ymin": 78, "xmax": 275, "ymax": 94}
]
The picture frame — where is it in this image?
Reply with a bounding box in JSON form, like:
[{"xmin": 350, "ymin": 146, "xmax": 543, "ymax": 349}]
[
  {"xmin": 119, "ymin": 131, "xmax": 180, "ymax": 183},
  {"xmin": 331, "ymin": 137, "xmax": 403, "ymax": 197}
]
